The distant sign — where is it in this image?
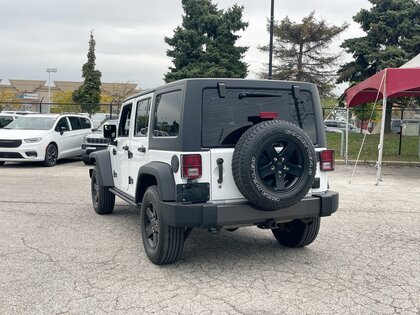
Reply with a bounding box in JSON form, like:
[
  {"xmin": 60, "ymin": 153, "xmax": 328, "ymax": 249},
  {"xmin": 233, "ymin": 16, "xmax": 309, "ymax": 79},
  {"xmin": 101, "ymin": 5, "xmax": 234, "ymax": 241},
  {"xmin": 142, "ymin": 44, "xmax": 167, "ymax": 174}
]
[{"xmin": 17, "ymin": 93, "xmax": 39, "ymax": 100}]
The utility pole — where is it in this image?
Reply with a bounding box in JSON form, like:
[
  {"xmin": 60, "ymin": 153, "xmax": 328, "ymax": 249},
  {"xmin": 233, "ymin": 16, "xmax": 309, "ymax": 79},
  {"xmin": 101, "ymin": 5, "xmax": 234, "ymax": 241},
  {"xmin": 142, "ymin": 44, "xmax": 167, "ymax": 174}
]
[
  {"xmin": 268, "ymin": 0, "xmax": 274, "ymax": 79},
  {"xmin": 46, "ymin": 68, "xmax": 57, "ymax": 104}
]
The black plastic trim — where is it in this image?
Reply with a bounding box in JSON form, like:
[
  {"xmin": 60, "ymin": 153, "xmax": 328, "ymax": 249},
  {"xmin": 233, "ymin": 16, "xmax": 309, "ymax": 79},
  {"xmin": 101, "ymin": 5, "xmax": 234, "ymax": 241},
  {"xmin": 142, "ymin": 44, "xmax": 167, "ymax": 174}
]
[
  {"xmin": 108, "ymin": 187, "xmax": 138, "ymax": 207},
  {"xmin": 136, "ymin": 162, "xmax": 176, "ymax": 203},
  {"xmin": 90, "ymin": 150, "xmax": 114, "ymax": 187},
  {"xmin": 160, "ymin": 191, "xmax": 339, "ymax": 228}
]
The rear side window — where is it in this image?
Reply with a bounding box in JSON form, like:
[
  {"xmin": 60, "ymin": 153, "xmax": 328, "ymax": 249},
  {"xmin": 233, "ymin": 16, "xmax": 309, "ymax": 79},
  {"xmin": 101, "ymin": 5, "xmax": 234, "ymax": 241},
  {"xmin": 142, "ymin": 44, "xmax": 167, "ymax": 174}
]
[
  {"xmin": 68, "ymin": 116, "xmax": 82, "ymax": 130},
  {"xmin": 153, "ymin": 90, "xmax": 182, "ymax": 137},
  {"xmin": 202, "ymin": 88, "xmax": 316, "ymax": 147}
]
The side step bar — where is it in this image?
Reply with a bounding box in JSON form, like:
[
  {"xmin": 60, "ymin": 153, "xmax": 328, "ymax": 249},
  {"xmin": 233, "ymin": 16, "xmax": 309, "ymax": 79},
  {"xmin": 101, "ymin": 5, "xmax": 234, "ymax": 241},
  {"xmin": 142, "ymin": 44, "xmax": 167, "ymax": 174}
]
[{"xmin": 108, "ymin": 187, "xmax": 139, "ymax": 207}]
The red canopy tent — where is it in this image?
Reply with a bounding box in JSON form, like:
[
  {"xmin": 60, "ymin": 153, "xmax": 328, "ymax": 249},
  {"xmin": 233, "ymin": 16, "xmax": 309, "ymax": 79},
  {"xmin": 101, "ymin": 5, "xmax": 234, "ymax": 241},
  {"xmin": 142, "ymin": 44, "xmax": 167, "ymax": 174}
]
[
  {"xmin": 346, "ymin": 68, "xmax": 420, "ymax": 107},
  {"xmin": 345, "ymin": 67, "xmax": 420, "ymax": 183}
]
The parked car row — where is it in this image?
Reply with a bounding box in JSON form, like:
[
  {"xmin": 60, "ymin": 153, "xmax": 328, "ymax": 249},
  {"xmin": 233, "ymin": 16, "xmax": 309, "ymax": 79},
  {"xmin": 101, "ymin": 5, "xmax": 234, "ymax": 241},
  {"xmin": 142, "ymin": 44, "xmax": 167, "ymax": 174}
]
[
  {"xmin": 324, "ymin": 119, "xmax": 361, "ymax": 133},
  {"xmin": 0, "ymin": 113, "xmax": 116, "ymax": 167}
]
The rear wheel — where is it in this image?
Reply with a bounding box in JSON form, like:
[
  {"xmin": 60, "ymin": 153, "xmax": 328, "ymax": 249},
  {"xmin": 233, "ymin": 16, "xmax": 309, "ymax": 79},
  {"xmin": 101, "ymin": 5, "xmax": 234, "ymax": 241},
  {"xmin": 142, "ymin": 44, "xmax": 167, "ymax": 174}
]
[
  {"xmin": 91, "ymin": 169, "xmax": 115, "ymax": 214},
  {"xmin": 140, "ymin": 186, "xmax": 185, "ymax": 265},
  {"xmin": 43, "ymin": 143, "xmax": 58, "ymax": 167},
  {"xmin": 0, "ymin": 161, "xmax": 5, "ymax": 166},
  {"xmin": 272, "ymin": 217, "xmax": 320, "ymax": 247}
]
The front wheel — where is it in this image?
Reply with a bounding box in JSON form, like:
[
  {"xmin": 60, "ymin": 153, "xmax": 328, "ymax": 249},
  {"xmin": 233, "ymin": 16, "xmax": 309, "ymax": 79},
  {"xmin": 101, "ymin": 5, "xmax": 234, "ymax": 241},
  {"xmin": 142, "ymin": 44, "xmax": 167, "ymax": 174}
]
[
  {"xmin": 43, "ymin": 143, "xmax": 58, "ymax": 167},
  {"xmin": 0, "ymin": 161, "xmax": 5, "ymax": 166},
  {"xmin": 91, "ymin": 169, "xmax": 115, "ymax": 214},
  {"xmin": 272, "ymin": 217, "xmax": 320, "ymax": 247},
  {"xmin": 140, "ymin": 186, "xmax": 185, "ymax": 265},
  {"xmin": 83, "ymin": 156, "xmax": 92, "ymax": 165}
]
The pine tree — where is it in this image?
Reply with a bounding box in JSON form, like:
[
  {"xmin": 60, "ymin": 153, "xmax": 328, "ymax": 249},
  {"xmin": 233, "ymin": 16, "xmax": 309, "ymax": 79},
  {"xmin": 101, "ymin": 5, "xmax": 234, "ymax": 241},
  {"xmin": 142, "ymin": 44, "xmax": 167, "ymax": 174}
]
[
  {"xmin": 260, "ymin": 11, "xmax": 348, "ymax": 98},
  {"xmin": 164, "ymin": 0, "xmax": 249, "ymax": 82},
  {"xmin": 338, "ymin": 0, "xmax": 420, "ymax": 132},
  {"xmin": 73, "ymin": 31, "xmax": 102, "ymax": 115},
  {"xmin": 337, "ymin": 0, "xmax": 420, "ymax": 84}
]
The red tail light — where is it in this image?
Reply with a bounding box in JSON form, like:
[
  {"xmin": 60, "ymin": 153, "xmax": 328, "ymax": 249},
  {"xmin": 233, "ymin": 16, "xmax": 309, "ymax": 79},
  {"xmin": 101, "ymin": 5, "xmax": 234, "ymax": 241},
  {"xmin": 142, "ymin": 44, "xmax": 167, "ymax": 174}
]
[
  {"xmin": 320, "ymin": 150, "xmax": 335, "ymax": 171},
  {"xmin": 260, "ymin": 112, "xmax": 278, "ymax": 119},
  {"xmin": 181, "ymin": 154, "xmax": 202, "ymax": 179}
]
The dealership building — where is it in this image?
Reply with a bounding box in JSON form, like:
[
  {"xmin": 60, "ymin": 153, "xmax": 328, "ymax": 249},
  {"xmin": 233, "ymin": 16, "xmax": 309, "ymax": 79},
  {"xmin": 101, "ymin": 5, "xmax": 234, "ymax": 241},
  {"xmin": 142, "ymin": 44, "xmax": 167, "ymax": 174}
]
[{"xmin": 0, "ymin": 79, "xmax": 140, "ymax": 113}]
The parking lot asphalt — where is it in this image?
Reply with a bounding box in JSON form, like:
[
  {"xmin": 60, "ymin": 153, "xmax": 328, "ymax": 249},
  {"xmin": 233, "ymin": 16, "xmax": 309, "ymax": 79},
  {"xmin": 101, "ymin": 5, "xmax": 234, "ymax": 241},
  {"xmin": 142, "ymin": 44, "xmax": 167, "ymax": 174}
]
[{"xmin": 0, "ymin": 160, "xmax": 419, "ymax": 314}]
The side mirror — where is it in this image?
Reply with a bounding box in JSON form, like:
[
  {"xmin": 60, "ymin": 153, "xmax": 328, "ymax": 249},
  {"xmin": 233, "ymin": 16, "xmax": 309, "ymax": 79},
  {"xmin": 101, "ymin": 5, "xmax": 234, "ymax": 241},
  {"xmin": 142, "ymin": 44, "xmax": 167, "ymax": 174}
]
[
  {"xmin": 104, "ymin": 124, "xmax": 117, "ymax": 140},
  {"xmin": 59, "ymin": 126, "xmax": 66, "ymax": 135}
]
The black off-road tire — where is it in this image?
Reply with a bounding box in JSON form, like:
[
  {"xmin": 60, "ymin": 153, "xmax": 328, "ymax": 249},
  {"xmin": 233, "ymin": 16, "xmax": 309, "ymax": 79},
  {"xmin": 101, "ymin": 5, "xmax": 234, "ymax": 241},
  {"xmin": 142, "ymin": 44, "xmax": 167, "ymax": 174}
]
[
  {"xmin": 43, "ymin": 143, "xmax": 58, "ymax": 167},
  {"xmin": 83, "ymin": 156, "xmax": 92, "ymax": 165},
  {"xmin": 140, "ymin": 186, "xmax": 185, "ymax": 265},
  {"xmin": 232, "ymin": 120, "xmax": 316, "ymax": 211},
  {"xmin": 91, "ymin": 168, "xmax": 115, "ymax": 215},
  {"xmin": 272, "ymin": 217, "xmax": 320, "ymax": 247}
]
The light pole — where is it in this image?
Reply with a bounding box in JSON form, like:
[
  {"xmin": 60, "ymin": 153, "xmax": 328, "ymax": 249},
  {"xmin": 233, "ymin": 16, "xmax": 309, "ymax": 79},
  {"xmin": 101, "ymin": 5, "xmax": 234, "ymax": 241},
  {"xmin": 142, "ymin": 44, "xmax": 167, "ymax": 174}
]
[
  {"xmin": 268, "ymin": 0, "xmax": 274, "ymax": 79},
  {"xmin": 46, "ymin": 68, "xmax": 57, "ymax": 104}
]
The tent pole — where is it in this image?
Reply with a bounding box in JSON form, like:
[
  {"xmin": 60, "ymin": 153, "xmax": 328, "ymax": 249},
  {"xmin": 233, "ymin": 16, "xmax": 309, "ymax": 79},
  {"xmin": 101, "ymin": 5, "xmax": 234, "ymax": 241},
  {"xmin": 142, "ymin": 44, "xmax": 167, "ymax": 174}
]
[
  {"xmin": 376, "ymin": 94, "xmax": 387, "ymax": 185},
  {"xmin": 346, "ymin": 106, "xmax": 349, "ymax": 165},
  {"xmin": 375, "ymin": 70, "xmax": 388, "ymax": 185}
]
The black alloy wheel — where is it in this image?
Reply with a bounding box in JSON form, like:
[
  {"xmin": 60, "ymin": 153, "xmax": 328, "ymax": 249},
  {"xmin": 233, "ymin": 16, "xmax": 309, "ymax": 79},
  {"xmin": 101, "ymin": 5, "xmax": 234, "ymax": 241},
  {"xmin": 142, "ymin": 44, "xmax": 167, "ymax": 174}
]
[
  {"xmin": 144, "ymin": 202, "xmax": 160, "ymax": 249},
  {"xmin": 43, "ymin": 144, "xmax": 58, "ymax": 167},
  {"xmin": 258, "ymin": 140, "xmax": 303, "ymax": 192}
]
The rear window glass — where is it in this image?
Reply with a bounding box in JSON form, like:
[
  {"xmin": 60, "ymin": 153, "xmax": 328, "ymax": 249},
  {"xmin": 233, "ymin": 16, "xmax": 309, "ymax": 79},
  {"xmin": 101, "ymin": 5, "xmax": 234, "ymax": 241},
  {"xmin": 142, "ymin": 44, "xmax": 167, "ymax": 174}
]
[{"xmin": 202, "ymin": 88, "xmax": 317, "ymax": 147}]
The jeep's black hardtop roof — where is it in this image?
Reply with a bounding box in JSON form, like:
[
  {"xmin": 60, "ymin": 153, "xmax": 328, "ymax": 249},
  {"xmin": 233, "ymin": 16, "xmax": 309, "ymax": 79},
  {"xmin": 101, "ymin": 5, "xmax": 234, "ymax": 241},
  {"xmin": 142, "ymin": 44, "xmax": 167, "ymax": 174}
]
[{"xmin": 124, "ymin": 78, "xmax": 318, "ymax": 103}]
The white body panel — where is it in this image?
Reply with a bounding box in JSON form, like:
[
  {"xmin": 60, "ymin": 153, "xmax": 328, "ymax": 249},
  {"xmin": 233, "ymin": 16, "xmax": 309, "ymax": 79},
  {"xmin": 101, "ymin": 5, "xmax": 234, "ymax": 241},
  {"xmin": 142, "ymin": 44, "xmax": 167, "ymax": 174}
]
[{"xmin": 0, "ymin": 114, "xmax": 92, "ymax": 163}]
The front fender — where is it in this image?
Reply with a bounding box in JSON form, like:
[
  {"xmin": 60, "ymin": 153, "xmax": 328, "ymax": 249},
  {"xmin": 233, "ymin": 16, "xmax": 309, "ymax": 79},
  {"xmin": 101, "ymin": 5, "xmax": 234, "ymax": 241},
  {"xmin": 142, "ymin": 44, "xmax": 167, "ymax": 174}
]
[{"xmin": 89, "ymin": 150, "xmax": 114, "ymax": 187}]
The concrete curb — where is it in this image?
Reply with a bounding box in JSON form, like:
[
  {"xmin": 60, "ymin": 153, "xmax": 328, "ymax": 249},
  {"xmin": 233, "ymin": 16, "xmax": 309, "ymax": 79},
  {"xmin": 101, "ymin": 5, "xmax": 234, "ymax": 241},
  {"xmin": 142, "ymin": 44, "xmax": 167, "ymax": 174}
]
[{"xmin": 336, "ymin": 159, "xmax": 420, "ymax": 167}]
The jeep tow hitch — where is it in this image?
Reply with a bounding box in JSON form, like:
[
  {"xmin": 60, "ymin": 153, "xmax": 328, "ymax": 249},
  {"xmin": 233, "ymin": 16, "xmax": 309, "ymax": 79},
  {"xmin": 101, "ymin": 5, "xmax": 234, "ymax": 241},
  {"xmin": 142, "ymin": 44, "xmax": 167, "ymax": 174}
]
[{"xmin": 257, "ymin": 220, "xmax": 280, "ymax": 229}]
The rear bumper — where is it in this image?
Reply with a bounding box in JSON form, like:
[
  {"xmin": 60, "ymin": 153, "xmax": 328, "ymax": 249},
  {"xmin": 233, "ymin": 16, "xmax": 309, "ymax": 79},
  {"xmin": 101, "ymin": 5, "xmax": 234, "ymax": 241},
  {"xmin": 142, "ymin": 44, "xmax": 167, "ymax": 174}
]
[{"xmin": 160, "ymin": 191, "xmax": 339, "ymax": 228}]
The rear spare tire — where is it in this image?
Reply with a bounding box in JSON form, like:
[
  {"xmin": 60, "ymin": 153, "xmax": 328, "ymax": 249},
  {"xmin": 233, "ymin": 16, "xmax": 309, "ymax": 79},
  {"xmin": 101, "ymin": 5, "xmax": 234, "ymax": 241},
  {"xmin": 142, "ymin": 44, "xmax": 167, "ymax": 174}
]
[{"xmin": 232, "ymin": 120, "xmax": 316, "ymax": 210}]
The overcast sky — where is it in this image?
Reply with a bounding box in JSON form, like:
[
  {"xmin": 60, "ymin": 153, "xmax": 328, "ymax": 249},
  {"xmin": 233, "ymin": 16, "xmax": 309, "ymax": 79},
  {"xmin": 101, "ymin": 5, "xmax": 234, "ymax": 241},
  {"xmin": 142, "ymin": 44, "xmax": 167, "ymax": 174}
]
[{"xmin": 0, "ymin": 0, "xmax": 370, "ymax": 91}]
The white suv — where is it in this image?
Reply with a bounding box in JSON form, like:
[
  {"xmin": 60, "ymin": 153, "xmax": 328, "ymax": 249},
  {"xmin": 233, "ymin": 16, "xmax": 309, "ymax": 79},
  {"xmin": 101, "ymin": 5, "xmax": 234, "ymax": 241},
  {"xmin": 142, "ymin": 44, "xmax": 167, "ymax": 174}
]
[
  {"xmin": 0, "ymin": 114, "xmax": 92, "ymax": 167},
  {"xmin": 90, "ymin": 79, "xmax": 339, "ymax": 265}
]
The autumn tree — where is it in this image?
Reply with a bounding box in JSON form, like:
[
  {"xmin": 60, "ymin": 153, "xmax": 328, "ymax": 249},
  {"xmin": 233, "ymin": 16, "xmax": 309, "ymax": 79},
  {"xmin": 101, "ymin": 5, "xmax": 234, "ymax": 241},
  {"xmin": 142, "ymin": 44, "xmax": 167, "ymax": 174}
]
[
  {"xmin": 164, "ymin": 0, "xmax": 249, "ymax": 82},
  {"xmin": 260, "ymin": 11, "xmax": 348, "ymax": 98},
  {"xmin": 72, "ymin": 31, "xmax": 102, "ymax": 115},
  {"xmin": 51, "ymin": 91, "xmax": 81, "ymax": 113},
  {"xmin": 0, "ymin": 90, "xmax": 20, "ymax": 111}
]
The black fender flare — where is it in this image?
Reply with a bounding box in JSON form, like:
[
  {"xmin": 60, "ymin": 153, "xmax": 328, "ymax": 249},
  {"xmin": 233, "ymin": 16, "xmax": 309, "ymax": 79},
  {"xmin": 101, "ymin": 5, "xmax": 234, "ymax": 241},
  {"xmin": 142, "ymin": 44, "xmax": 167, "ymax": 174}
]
[
  {"xmin": 135, "ymin": 162, "xmax": 176, "ymax": 203},
  {"xmin": 88, "ymin": 150, "xmax": 114, "ymax": 187}
]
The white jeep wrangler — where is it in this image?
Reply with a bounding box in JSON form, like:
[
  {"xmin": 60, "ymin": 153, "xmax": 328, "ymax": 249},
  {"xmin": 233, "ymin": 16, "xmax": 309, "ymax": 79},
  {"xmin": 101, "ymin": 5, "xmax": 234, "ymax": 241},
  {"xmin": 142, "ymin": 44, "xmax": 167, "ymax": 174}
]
[{"xmin": 89, "ymin": 79, "xmax": 339, "ymax": 265}]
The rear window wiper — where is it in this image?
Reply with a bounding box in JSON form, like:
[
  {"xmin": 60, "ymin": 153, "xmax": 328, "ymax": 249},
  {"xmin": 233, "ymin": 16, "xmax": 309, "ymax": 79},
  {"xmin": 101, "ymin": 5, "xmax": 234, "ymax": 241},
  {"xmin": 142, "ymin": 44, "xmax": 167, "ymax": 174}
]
[{"xmin": 238, "ymin": 92, "xmax": 283, "ymax": 99}]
